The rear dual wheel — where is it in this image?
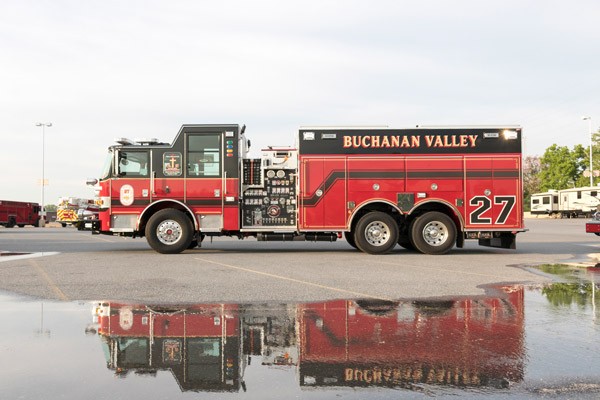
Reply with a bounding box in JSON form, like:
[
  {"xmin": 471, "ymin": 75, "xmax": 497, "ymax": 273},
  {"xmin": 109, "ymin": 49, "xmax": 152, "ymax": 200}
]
[
  {"xmin": 354, "ymin": 212, "xmax": 399, "ymax": 254},
  {"xmin": 410, "ymin": 212, "xmax": 456, "ymax": 255},
  {"xmin": 397, "ymin": 235, "xmax": 415, "ymax": 250}
]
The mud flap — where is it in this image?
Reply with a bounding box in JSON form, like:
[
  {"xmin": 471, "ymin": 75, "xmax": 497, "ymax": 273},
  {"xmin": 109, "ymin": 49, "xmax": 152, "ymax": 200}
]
[
  {"xmin": 478, "ymin": 232, "xmax": 516, "ymax": 249},
  {"xmin": 456, "ymin": 233, "xmax": 464, "ymax": 248}
]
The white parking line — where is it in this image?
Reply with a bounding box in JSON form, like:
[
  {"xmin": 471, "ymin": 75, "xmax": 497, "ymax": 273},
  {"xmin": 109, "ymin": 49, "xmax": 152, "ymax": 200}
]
[{"xmin": 0, "ymin": 252, "xmax": 59, "ymax": 262}]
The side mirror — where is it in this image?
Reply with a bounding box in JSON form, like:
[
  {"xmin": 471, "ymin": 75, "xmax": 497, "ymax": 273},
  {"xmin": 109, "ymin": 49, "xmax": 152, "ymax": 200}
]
[{"xmin": 86, "ymin": 178, "xmax": 98, "ymax": 186}]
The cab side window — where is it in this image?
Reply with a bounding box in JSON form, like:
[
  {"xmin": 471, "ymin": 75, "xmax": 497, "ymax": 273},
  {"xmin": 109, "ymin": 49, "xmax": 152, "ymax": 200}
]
[
  {"xmin": 188, "ymin": 134, "xmax": 221, "ymax": 177},
  {"xmin": 118, "ymin": 151, "xmax": 149, "ymax": 177}
]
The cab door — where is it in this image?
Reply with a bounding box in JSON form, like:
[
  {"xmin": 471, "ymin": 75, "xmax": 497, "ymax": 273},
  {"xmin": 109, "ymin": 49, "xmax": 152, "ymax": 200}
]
[{"xmin": 185, "ymin": 133, "xmax": 225, "ymax": 232}]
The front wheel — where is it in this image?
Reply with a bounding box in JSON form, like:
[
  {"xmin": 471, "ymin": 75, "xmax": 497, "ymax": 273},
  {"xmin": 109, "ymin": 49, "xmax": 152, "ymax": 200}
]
[
  {"xmin": 354, "ymin": 212, "xmax": 399, "ymax": 254},
  {"xmin": 410, "ymin": 212, "xmax": 456, "ymax": 255},
  {"xmin": 145, "ymin": 209, "xmax": 194, "ymax": 254},
  {"xmin": 344, "ymin": 231, "xmax": 358, "ymax": 250}
]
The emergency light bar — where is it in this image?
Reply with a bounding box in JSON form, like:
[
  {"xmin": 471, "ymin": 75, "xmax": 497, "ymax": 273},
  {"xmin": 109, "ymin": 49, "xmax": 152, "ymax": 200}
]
[
  {"xmin": 134, "ymin": 138, "xmax": 160, "ymax": 145},
  {"xmin": 115, "ymin": 138, "xmax": 135, "ymax": 145}
]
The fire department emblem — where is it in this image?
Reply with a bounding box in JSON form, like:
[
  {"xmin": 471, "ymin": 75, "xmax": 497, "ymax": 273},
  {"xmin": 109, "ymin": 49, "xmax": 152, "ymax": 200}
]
[
  {"xmin": 120, "ymin": 185, "xmax": 134, "ymax": 206},
  {"xmin": 163, "ymin": 339, "xmax": 182, "ymax": 364},
  {"xmin": 119, "ymin": 307, "xmax": 133, "ymax": 330},
  {"xmin": 163, "ymin": 152, "xmax": 182, "ymax": 176}
]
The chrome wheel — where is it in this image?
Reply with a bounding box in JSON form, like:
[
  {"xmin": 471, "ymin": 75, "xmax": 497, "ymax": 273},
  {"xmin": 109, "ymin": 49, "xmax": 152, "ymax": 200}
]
[
  {"xmin": 156, "ymin": 219, "xmax": 183, "ymax": 245},
  {"xmin": 354, "ymin": 212, "xmax": 399, "ymax": 254},
  {"xmin": 421, "ymin": 220, "xmax": 449, "ymax": 247},
  {"xmin": 146, "ymin": 209, "xmax": 193, "ymax": 254},
  {"xmin": 364, "ymin": 221, "xmax": 392, "ymax": 247}
]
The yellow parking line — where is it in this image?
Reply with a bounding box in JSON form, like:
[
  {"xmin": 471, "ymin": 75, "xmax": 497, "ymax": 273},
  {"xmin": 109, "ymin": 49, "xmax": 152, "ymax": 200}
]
[
  {"xmin": 194, "ymin": 257, "xmax": 392, "ymax": 300},
  {"xmin": 28, "ymin": 259, "xmax": 69, "ymax": 301}
]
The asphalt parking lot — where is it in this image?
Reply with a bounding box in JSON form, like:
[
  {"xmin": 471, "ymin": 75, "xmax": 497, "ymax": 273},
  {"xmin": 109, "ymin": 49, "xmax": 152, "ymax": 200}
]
[{"xmin": 0, "ymin": 218, "xmax": 598, "ymax": 303}]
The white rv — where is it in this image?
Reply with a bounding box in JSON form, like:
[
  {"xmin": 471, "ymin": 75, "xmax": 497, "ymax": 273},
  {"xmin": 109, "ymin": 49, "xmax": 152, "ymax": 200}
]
[
  {"xmin": 558, "ymin": 186, "xmax": 600, "ymax": 218},
  {"xmin": 530, "ymin": 190, "xmax": 559, "ymax": 215},
  {"xmin": 531, "ymin": 186, "xmax": 600, "ymax": 217}
]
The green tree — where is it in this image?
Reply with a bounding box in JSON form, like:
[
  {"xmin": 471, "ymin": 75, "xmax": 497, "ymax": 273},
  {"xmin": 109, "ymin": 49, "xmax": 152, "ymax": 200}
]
[
  {"xmin": 542, "ymin": 282, "xmax": 596, "ymax": 308},
  {"xmin": 539, "ymin": 144, "xmax": 587, "ymax": 190},
  {"xmin": 581, "ymin": 130, "xmax": 600, "ymax": 186},
  {"xmin": 523, "ymin": 155, "xmax": 541, "ymax": 211}
]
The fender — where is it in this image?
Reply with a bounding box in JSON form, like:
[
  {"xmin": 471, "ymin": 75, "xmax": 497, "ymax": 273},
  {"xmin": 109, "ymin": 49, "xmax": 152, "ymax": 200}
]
[
  {"xmin": 407, "ymin": 198, "xmax": 465, "ymax": 230},
  {"xmin": 348, "ymin": 199, "xmax": 402, "ymax": 229},
  {"xmin": 138, "ymin": 199, "xmax": 199, "ymax": 231}
]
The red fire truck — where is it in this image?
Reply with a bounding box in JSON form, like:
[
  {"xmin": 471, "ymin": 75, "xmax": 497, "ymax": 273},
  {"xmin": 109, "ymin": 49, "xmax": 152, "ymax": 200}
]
[
  {"xmin": 298, "ymin": 286, "xmax": 525, "ymax": 389},
  {"xmin": 87, "ymin": 124, "xmax": 524, "ymax": 254},
  {"xmin": 94, "ymin": 302, "xmax": 241, "ymax": 391},
  {"xmin": 0, "ymin": 200, "xmax": 41, "ymax": 228},
  {"xmin": 90, "ymin": 287, "xmax": 524, "ymax": 392}
]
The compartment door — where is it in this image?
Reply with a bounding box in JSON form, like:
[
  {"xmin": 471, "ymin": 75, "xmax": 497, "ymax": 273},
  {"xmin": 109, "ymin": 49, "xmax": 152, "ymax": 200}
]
[
  {"xmin": 465, "ymin": 156, "xmax": 521, "ymax": 229},
  {"xmin": 300, "ymin": 158, "xmax": 347, "ymax": 229}
]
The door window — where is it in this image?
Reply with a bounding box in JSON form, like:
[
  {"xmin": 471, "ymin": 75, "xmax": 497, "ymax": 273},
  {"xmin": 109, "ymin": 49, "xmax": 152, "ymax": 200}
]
[
  {"xmin": 188, "ymin": 135, "xmax": 221, "ymax": 177},
  {"xmin": 117, "ymin": 151, "xmax": 149, "ymax": 177}
]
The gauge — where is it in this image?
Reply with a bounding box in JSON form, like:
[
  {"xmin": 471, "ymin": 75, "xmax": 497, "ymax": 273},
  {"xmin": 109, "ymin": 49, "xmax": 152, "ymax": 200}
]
[
  {"xmin": 263, "ymin": 197, "xmax": 270, "ymax": 204},
  {"xmin": 266, "ymin": 170, "xmax": 275, "ymax": 178},
  {"xmin": 276, "ymin": 170, "xmax": 285, "ymax": 178},
  {"xmin": 267, "ymin": 205, "xmax": 281, "ymax": 217},
  {"xmin": 279, "ymin": 197, "xmax": 286, "ymax": 205}
]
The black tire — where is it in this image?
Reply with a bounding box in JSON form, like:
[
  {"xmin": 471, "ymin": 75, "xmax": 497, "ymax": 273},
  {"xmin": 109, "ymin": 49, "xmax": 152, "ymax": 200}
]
[
  {"xmin": 145, "ymin": 209, "xmax": 194, "ymax": 254},
  {"xmin": 17, "ymin": 224, "xmax": 24, "ymax": 228},
  {"xmin": 6, "ymin": 218, "xmax": 15, "ymax": 228},
  {"xmin": 355, "ymin": 299, "xmax": 399, "ymax": 315},
  {"xmin": 344, "ymin": 231, "xmax": 358, "ymax": 250},
  {"xmin": 410, "ymin": 212, "xmax": 456, "ymax": 255},
  {"xmin": 354, "ymin": 212, "xmax": 399, "ymax": 254},
  {"xmin": 397, "ymin": 235, "xmax": 415, "ymax": 250},
  {"xmin": 61, "ymin": 223, "xmax": 67, "ymax": 228}
]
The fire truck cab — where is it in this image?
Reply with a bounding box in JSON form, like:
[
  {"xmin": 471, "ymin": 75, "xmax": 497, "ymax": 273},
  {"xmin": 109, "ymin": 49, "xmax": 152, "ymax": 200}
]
[{"xmin": 88, "ymin": 124, "xmax": 524, "ymax": 255}]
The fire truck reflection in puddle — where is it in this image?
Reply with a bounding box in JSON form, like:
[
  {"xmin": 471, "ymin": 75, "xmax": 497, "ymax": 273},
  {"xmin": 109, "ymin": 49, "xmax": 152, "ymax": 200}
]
[{"xmin": 91, "ymin": 286, "xmax": 524, "ymax": 393}]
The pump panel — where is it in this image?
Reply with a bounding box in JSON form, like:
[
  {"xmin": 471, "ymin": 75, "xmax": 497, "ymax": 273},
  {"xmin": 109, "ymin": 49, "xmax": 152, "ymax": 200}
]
[{"xmin": 241, "ymin": 149, "xmax": 298, "ymax": 229}]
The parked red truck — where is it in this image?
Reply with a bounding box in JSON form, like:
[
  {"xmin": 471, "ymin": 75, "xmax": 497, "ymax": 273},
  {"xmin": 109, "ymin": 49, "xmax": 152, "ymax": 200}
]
[
  {"xmin": 86, "ymin": 124, "xmax": 524, "ymax": 254},
  {"xmin": 0, "ymin": 200, "xmax": 41, "ymax": 228}
]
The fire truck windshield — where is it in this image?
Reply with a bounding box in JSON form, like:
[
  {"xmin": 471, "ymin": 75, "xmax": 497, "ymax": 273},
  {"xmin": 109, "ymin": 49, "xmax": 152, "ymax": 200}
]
[{"xmin": 99, "ymin": 151, "xmax": 113, "ymax": 180}]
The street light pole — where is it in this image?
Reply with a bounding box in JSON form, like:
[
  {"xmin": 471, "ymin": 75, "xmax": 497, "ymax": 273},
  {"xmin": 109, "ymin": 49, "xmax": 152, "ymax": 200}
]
[
  {"xmin": 583, "ymin": 116, "xmax": 593, "ymax": 187},
  {"xmin": 36, "ymin": 122, "xmax": 52, "ymax": 226}
]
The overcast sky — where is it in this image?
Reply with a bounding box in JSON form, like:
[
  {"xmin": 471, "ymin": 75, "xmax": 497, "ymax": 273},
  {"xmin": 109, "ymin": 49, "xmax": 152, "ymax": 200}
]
[{"xmin": 2, "ymin": 0, "xmax": 599, "ymax": 203}]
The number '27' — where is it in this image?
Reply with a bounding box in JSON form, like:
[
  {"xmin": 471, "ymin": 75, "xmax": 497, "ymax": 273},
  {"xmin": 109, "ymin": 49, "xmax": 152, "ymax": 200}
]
[{"xmin": 469, "ymin": 196, "xmax": 516, "ymax": 225}]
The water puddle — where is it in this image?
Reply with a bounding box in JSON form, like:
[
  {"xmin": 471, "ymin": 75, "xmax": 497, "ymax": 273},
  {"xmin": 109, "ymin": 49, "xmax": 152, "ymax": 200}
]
[
  {"xmin": 0, "ymin": 251, "xmax": 31, "ymax": 256},
  {"xmin": 1, "ymin": 275, "xmax": 599, "ymax": 399}
]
